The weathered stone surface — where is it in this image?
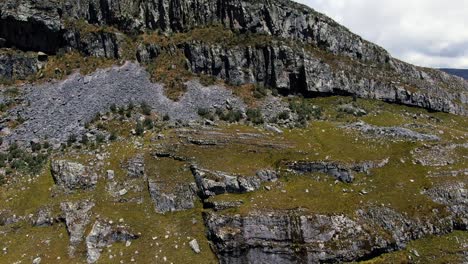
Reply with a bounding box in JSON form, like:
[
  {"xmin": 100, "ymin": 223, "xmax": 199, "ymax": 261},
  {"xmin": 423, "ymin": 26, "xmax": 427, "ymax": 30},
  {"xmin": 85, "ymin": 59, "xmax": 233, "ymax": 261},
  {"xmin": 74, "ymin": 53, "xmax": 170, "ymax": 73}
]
[
  {"xmin": 191, "ymin": 165, "xmax": 278, "ymax": 198},
  {"xmin": 0, "ymin": 50, "xmax": 40, "ymax": 81},
  {"xmin": 425, "ymin": 182, "xmax": 468, "ymax": 230},
  {"xmin": 31, "ymin": 207, "xmax": 54, "ymax": 227},
  {"xmin": 126, "ymin": 155, "xmax": 145, "ymax": 179},
  {"xmin": 86, "ymin": 219, "xmax": 139, "ymax": 263},
  {"xmin": 0, "ymin": 209, "xmax": 23, "ymax": 226},
  {"xmin": 147, "ymin": 180, "xmax": 196, "ymax": 213},
  {"xmin": 345, "ymin": 122, "xmax": 440, "ymax": 141},
  {"xmin": 51, "ymin": 160, "xmax": 98, "ymax": 190},
  {"xmin": 60, "ymin": 200, "xmax": 95, "ymax": 256},
  {"xmin": 287, "ymin": 159, "xmax": 389, "ymax": 183},
  {"xmin": 412, "ymin": 143, "xmax": 468, "ymax": 166},
  {"xmin": 204, "ymin": 211, "xmax": 390, "ymax": 263},
  {"xmin": 205, "ymin": 205, "xmax": 461, "ymax": 263}
]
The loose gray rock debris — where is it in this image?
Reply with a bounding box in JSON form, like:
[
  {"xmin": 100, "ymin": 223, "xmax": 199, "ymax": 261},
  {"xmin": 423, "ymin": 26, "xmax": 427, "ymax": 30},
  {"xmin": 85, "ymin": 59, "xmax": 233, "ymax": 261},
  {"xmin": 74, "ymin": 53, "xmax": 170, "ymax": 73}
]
[
  {"xmin": 344, "ymin": 122, "xmax": 440, "ymax": 141},
  {"xmin": 86, "ymin": 219, "xmax": 139, "ymax": 263},
  {"xmin": 51, "ymin": 160, "xmax": 98, "ymax": 191},
  {"xmin": 6, "ymin": 62, "xmax": 245, "ymax": 145},
  {"xmin": 60, "ymin": 200, "xmax": 95, "ymax": 256}
]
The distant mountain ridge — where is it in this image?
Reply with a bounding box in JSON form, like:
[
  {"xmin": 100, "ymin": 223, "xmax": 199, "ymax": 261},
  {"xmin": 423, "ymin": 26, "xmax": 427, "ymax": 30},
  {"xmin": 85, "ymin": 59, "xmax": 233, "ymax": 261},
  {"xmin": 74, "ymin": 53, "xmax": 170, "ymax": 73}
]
[{"xmin": 440, "ymin": 69, "xmax": 468, "ymax": 80}]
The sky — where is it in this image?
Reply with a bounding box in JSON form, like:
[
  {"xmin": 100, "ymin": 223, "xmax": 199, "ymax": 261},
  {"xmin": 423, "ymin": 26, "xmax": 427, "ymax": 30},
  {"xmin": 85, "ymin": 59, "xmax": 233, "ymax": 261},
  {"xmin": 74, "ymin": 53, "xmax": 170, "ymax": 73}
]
[{"xmin": 295, "ymin": 0, "xmax": 468, "ymax": 69}]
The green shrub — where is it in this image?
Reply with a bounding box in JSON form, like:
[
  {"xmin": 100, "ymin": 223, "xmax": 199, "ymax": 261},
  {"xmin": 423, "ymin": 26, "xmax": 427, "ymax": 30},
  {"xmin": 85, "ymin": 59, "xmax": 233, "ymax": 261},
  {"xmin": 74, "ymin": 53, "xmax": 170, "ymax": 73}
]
[
  {"xmin": 110, "ymin": 104, "xmax": 117, "ymax": 113},
  {"xmin": 109, "ymin": 132, "xmax": 117, "ymax": 141},
  {"xmin": 220, "ymin": 109, "xmax": 243, "ymax": 123},
  {"xmin": 96, "ymin": 134, "xmax": 106, "ymax": 143},
  {"xmin": 31, "ymin": 141, "xmax": 42, "ymax": 152},
  {"xmin": 141, "ymin": 102, "xmax": 152, "ymax": 116},
  {"xmin": 67, "ymin": 134, "xmax": 77, "ymax": 146},
  {"xmin": 80, "ymin": 134, "xmax": 89, "ymax": 145},
  {"xmin": 198, "ymin": 108, "xmax": 209, "ymax": 117},
  {"xmin": 135, "ymin": 122, "xmax": 144, "ymax": 136},
  {"xmin": 278, "ymin": 111, "xmax": 290, "ymax": 120},
  {"xmin": 143, "ymin": 118, "xmax": 154, "ymax": 129},
  {"xmin": 246, "ymin": 108, "xmax": 264, "ymax": 124},
  {"xmin": 253, "ymin": 84, "xmax": 268, "ymax": 99},
  {"xmin": 163, "ymin": 114, "xmax": 170, "ymax": 121}
]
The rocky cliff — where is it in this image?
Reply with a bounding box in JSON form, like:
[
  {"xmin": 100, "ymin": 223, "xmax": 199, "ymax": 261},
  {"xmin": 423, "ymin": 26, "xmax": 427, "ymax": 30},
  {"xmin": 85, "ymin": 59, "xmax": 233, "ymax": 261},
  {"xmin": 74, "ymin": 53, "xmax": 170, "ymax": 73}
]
[{"xmin": 1, "ymin": 0, "xmax": 467, "ymax": 114}]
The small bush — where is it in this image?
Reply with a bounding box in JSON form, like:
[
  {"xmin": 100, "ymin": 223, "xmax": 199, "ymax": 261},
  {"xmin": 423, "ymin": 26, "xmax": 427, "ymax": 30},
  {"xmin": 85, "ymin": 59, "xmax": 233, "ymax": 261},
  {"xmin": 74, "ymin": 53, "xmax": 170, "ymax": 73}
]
[
  {"xmin": 31, "ymin": 141, "xmax": 42, "ymax": 152},
  {"xmin": 143, "ymin": 118, "xmax": 154, "ymax": 129},
  {"xmin": 278, "ymin": 111, "xmax": 290, "ymax": 120},
  {"xmin": 246, "ymin": 108, "xmax": 264, "ymax": 124},
  {"xmin": 220, "ymin": 109, "xmax": 243, "ymax": 123},
  {"xmin": 197, "ymin": 108, "xmax": 211, "ymax": 118},
  {"xmin": 67, "ymin": 134, "xmax": 77, "ymax": 146},
  {"xmin": 141, "ymin": 102, "xmax": 152, "ymax": 116},
  {"xmin": 109, "ymin": 132, "xmax": 117, "ymax": 141},
  {"xmin": 80, "ymin": 134, "xmax": 89, "ymax": 145},
  {"xmin": 253, "ymin": 84, "xmax": 268, "ymax": 99},
  {"xmin": 128, "ymin": 102, "xmax": 135, "ymax": 111},
  {"xmin": 163, "ymin": 114, "xmax": 170, "ymax": 121},
  {"xmin": 110, "ymin": 104, "xmax": 117, "ymax": 113},
  {"xmin": 135, "ymin": 122, "xmax": 144, "ymax": 136},
  {"xmin": 96, "ymin": 133, "xmax": 106, "ymax": 143},
  {"xmin": 118, "ymin": 107, "xmax": 125, "ymax": 116}
]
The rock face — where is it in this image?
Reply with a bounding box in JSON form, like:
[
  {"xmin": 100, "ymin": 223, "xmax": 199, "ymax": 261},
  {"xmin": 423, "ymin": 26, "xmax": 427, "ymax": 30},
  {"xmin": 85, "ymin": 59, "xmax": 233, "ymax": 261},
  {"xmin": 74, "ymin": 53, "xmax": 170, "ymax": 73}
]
[
  {"xmin": 147, "ymin": 180, "xmax": 197, "ymax": 213},
  {"xmin": 191, "ymin": 165, "xmax": 278, "ymax": 198},
  {"xmin": 126, "ymin": 155, "xmax": 145, "ymax": 179},
  {"xmin": 51, "ymin": 160, "xmax": 98, "ymax": 190},
  {"xmin": 205, "ymin": 204, "xmax": 462, "ymax": 263},
  {"xmin": 60, "ymin": 200, "xmax": 95, "ymax": 256},
  {"xmin": 0, "ymin": 51, "xmax": 41, "ymax": 81},
  {"xmin": 0, "ymin": 0, "xmax": 466, "ymax": 115},
  {"xmin": 425, "ymin": 182, "xmax": 468, "ymax": 230},
  {"xmin": 86, "ymin": 220, "xmax": 139, "ymax": 263},
  {"xmin": 204, "ymin": 211, "xmax": 390, "ymax": 263},
  {"xmin": 344, "ymin": 122, "xmax": 440, "ymax": 141},
  {"xmin": 287, "ymin": 159, "xmax": 389, "ymax": 183}
]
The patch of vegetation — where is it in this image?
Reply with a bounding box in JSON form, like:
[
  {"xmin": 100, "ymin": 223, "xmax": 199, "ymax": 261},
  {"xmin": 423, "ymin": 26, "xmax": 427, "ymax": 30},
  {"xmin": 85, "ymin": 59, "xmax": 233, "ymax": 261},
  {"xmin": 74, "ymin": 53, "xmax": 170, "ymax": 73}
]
[
  {"xmin": 289, "ymin": 99, "xmax": 322, "ymax": 126},
  {"xmin": 246, "ymin": 108, "xmax": 264, "ymax": 125},
  {"xmin": 145, "ymin": 51, "xmax": 190, "ymax": 101},
  {"xmin": 140, "ymin": 101, "xmax": 152, "ymax": 116},
  {"xmin": 218, "ymin": 109, "xmax": 243, "ymax": 123}
]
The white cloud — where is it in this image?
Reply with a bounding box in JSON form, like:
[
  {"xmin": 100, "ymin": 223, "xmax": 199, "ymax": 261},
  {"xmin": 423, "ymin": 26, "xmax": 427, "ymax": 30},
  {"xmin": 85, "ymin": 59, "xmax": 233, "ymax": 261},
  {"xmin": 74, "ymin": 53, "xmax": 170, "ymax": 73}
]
[{"xmin": 294, "ymin": 0, "xmax": 468, "ymax": 68}]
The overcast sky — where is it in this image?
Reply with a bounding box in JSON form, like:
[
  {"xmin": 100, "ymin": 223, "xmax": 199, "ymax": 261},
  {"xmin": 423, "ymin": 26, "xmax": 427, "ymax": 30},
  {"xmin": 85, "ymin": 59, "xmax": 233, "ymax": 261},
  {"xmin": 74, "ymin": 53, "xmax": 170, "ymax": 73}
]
[{"xmin": 295, "ymin": 0, "xmax": 468, "ymax": 69}]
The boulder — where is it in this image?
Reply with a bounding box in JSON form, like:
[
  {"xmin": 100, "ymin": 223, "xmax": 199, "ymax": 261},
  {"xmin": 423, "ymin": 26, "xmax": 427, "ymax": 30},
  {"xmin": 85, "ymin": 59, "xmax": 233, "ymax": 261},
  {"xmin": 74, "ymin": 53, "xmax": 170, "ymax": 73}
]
[
  {"xmin": 60, "ymin": 200, "xmax": 95, "ymax": 256},
  {"xmin": 147, "ymin": 180, "xmax": 197, "ymax": 213},
  {"xmin": 126, "ymin": 155, "xmax": 145, "ymax": 178},
  {"xmin": 86, "ymin": 219, "xmax": 139, "ymax": 263},
  {"xmin": 51, "ymin": 160, "xmax": 98, "ymax": 190}
]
